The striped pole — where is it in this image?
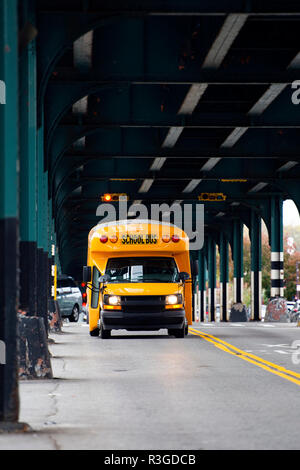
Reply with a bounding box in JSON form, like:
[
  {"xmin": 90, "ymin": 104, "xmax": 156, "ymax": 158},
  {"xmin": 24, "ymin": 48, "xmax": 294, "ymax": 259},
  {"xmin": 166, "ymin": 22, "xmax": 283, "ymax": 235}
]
[
  {"xmin": 271, "ymin": 252, "xmax": 284, "ymax": 297},
  {"xmin": 270, "ymin": 197, "xmax": 284, "ymax": 297},
  {"xmin": 250, "ymin": 211, "xmax": 262, "ymax": 320},
  {"xmin": 207, "ymin": 237, "xmax": 216, "ymax": 321},
  {"xmin": 197, "ymin": 248, "xmax": 206, "ymax": 322},
  {"xmin": 51, "ymin": 244, "xmax": 56, "ymax": 300}
]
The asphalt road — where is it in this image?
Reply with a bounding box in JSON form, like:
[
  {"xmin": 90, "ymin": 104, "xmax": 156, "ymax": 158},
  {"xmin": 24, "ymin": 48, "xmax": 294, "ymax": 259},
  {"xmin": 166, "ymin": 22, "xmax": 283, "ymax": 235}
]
[{"xmin": 1, "ymin": 321, "xmax": 300, "ymax": 450}]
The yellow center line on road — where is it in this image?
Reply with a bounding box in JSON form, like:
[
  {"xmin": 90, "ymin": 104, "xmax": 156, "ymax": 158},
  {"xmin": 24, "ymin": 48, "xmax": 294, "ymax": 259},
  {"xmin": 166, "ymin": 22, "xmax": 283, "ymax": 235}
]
[{"xmin": 189, "ymin": 328, "xmax": 300, "ymax": 387}]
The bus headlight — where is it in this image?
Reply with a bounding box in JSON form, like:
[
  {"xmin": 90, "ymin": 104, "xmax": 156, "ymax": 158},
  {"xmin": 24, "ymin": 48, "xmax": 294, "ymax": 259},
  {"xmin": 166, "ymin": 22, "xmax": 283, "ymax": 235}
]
[
  {"xmin": 103, "ymin": 295, "xmax": 122, "ymax": 310},
  {"xmin": 165, "ymin": 294, "xmax": 182, "ymax": 306},
  {"xmin": 107, "ymin": 295, "xmax": 121, "ymax": 306}
]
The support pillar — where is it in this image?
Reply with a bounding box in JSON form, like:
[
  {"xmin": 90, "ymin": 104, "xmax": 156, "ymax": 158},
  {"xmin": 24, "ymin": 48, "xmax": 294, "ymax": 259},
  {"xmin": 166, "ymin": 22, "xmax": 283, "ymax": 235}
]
[
  {"xmin": 219, "ymin": 232, "xmax": 229, "ymax": 321},
  {"xmin": 0, "ymin": 0, "xmax": 19, "ymax": 423},
  {"xmin": 232, "ymin": 220, "xmax": 244, "ymax": 303},
  {"xmin": 19, "ymin": 0, "xmax": 38, "ymax": 315},
  {"xmin": 270, "ymin": 197, "xmax": 284, "ymax": 297},
  {"xmin": 37, "ymin": 116, "xmax": 49, "ymax": 333},
  {"xmin": 250, "ymin": 211, "xmax": 262, "ymax": 320},
  {"xmin": 197, "ymin": 249, "xmax": 206, "ymax": 322},
  {"xmin": 207, "ymin": 237, "xmax": 216, "ymax": 322}
]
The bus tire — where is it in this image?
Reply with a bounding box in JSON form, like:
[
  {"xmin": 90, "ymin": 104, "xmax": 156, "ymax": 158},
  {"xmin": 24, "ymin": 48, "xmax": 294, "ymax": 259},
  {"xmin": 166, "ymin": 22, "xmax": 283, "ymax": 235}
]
[
  {"xmin": 173, "ymin": 325, "xmax": 185, "ymax": 338},
  {"xmin": 100, "ymin": 325, "xmax": 111, "ymax": 339},
  {"xmin": 90, "ymin": 328, "xmax": 100, "ymax": 337}
]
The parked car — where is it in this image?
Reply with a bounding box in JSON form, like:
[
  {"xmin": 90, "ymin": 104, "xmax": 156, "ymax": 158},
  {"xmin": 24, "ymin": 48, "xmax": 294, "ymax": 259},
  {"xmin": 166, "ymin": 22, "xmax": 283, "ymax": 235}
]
[{"xmin": 56, "ymin": 275, "xmax": 83, "ymax": 322}]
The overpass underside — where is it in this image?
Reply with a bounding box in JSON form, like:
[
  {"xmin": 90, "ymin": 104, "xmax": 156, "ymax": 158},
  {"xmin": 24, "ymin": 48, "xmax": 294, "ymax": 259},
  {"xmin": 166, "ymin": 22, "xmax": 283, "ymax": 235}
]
[{"xmin": 0, "ymin": 0, "xmax": 300, "ymax": 421}]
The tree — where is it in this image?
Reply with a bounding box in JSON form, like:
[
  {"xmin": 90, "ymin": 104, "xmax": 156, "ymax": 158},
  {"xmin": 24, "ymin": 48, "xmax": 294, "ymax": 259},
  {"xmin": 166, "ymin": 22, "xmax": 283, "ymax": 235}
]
[{"xmin": 283, "ymin": 251, "xmax": 300, "ymax": 300}]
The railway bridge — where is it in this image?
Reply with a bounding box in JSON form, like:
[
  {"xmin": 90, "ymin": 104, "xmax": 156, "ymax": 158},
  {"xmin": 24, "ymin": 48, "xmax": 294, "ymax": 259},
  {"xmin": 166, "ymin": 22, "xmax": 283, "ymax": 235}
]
[{"xmin": 0, "ymin": 0, "xmax": 300, "ymax": 429}]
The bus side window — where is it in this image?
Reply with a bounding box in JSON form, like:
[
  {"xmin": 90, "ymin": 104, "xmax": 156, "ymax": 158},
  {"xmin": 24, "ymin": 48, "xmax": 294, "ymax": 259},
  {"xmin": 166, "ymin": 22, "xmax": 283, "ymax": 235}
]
[{"xmin": 91, "ymin": 266, "xmax": 100, "ymax": 308}]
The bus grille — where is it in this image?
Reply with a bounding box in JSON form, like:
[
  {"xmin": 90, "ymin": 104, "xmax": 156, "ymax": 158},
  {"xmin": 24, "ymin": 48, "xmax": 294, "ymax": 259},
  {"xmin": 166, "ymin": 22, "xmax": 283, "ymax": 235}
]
[{"xmin": 121, "ymin": 295, "xmax": 165, "ymax": 314}]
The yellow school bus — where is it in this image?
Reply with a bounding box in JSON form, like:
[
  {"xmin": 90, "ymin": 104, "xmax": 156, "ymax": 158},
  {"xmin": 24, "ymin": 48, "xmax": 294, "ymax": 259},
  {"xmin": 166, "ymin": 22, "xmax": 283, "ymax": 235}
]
[{"xmin": 83, "ymin": 219, "xmax": 192, "ymax": 338}]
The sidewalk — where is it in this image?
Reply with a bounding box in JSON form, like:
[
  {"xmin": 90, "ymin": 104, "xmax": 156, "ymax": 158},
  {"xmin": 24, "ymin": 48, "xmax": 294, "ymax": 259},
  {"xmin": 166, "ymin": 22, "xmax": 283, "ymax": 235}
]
[{"xmin": 0, "ymin": 323, "xmax": 94, "ymax": 449}]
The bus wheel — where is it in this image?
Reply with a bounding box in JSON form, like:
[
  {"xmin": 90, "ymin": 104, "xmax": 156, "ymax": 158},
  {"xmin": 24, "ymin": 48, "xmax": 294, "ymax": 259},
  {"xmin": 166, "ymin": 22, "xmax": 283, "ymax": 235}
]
[
  {"xmin": 100, "ymin": 325, "xmax": 111, "ymax": 339},
  {"xmin": 173, "ymin": 325, "xmax": 185, "ymax": 338},
  {"xmin": 90, "ymin": 328, "xmax": 100, "ymax": 337}
]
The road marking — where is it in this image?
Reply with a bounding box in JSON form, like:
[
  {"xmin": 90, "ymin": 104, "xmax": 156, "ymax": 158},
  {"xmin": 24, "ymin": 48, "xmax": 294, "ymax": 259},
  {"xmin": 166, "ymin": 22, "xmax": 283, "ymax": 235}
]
[{"xmin": 189, "ymin": 328, "xmax": 300, "ymax": 387}]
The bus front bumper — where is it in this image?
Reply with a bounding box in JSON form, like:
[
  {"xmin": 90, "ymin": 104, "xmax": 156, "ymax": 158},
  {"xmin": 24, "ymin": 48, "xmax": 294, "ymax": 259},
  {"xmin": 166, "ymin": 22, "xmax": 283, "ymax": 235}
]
[{"xmin": 101, "ymin": 309, "xmax": 185, "ymax": 331}]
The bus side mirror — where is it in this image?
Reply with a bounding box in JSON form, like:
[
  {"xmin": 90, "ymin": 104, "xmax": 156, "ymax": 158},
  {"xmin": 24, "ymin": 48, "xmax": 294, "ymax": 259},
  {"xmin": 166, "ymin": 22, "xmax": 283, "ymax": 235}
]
[
  {"xmin": 83, "ymin": 266, "xmax": 92, "ymax": 283},
  {"xmin": 99, "ymin": 274, "xmax": 111, "ymax": 283},
  {"xmin": 178, "ymin": 272, "xmax": 190, "ymax": 282},
  {"xmin": 192, "ymin": 260, "xmax": 199, "ymax": 277}
]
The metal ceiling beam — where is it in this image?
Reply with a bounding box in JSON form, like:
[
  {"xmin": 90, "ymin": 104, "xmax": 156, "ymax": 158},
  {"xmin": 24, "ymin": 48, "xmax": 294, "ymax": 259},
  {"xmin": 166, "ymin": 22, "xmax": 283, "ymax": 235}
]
[
  {"xmin": 65, "ymin": 192, "xmax": 287, "ymax": 205},
  {"xmin": 194, "ymin": 13, "xmax": 247, "ymax": 176},
  {"xmin": 38, "ymin": 6, "xmax": 300, "ymax": 16},
  {"xmin": 59, "ymin": 121, "xmax": 300, "ymax": 129},
  {"xmin": 76, "ymin": 174, "xmax": 300, "ymax": 183},
  {"xmin": 49, "ymin": 73, "xmax": 300, "ymax": 85},
  {"xmin": 63, "ymin": 150, "xmax": 300, "ymax": 160},
  {"xmin": 173, "ymin": 13, "xmax": 247, "ymax": 192},
  {"xmin": 146, "ymin": 85, "xmax": 208, "ymax": 193},
  {"xmin": 214, "ymin": 51, "xmax": 300, "ymax": 150},
  {"xmin": 148, "ymin": 85, "xmax": 208, "ymax": 172}
]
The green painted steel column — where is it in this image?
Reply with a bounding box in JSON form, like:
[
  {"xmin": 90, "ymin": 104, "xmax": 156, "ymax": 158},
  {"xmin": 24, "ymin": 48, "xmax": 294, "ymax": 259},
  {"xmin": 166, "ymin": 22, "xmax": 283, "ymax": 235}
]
[
  {"xmin": 250, "ymin": 211, "xmax": 262, "ymax": 320},
  {"xmin": 270, "ymin": 197, "xmax": 284, "ymax": 297},
  {"xmin": 207, "ymin": 237, "xmax": 216, "ymax": 322},
  {"xmin": 197, "ymin": 248, "xmax": 206, "ymax": 322},
  {"xmin": 0, "ymin": 0, "xmax": 19, "ymax": 423},
  {"xmin": 36, "ymin": 115, "xmax": 49, "ymax": 332},
  {"xmin": 219, "ymin": 232, "xmax": 229, "ymax": 321},
  {"xmin": 19, "ymin": 0, "xmax": 38, "ymax": 315},
  {"xmin": 232, "ymin": 220, "xmax": 244, "ymax": 303}
]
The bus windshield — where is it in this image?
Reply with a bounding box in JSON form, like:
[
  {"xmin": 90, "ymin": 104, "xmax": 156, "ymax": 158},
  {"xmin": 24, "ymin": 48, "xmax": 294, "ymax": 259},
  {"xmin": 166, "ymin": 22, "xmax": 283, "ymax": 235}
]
[{"xmin": 105, "ymin": 257, "xmax": 179, "ymax": 283}]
